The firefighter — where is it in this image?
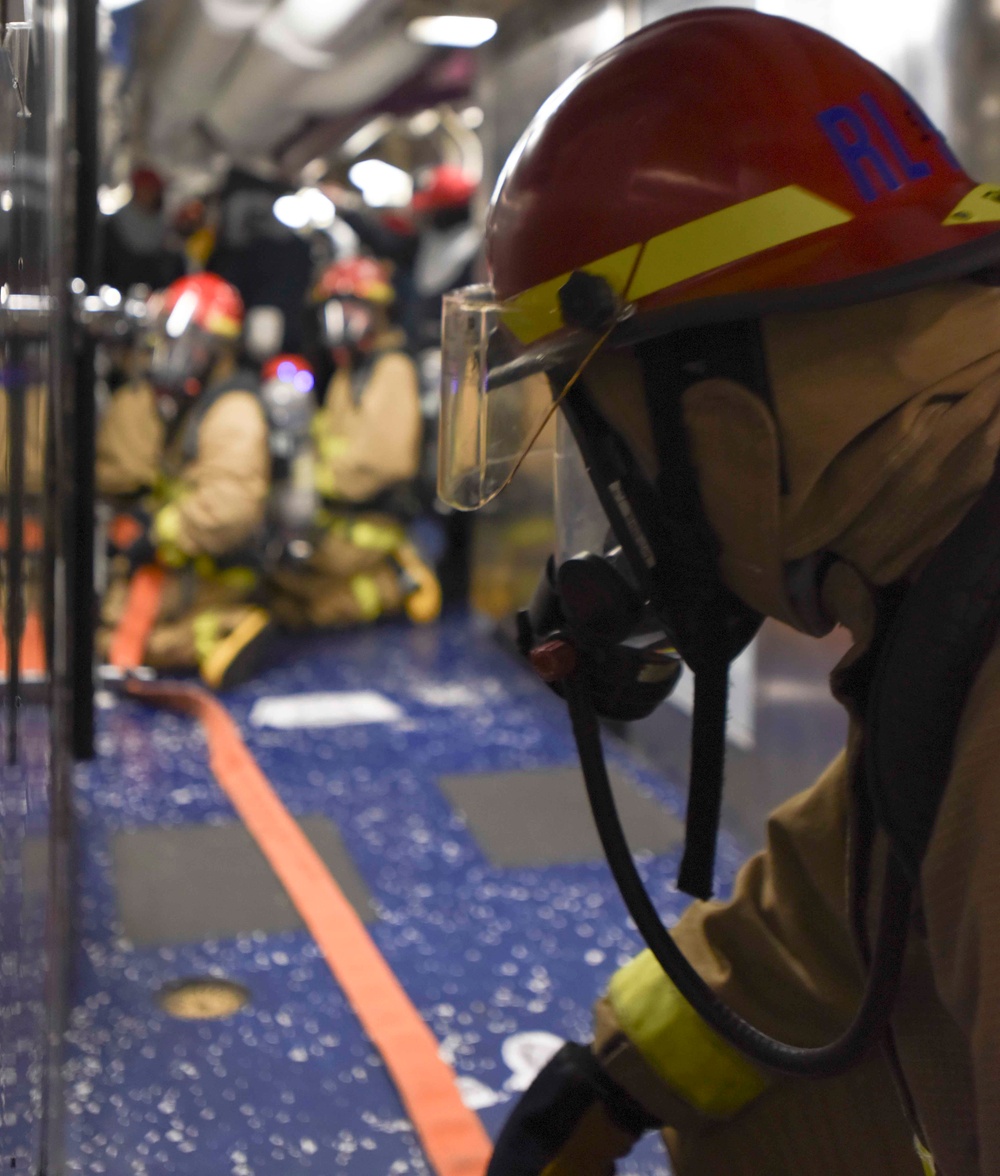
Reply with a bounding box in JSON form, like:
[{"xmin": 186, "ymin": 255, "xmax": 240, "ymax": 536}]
[
  {"xmin": 96, "ymin": 273, "xmax": 272, "ymax": 689},
  {"xmin": 267, "ymin": 257, "xmax": 440, "ymax": 630},
  {"xmin": 440, "ymin": 11, "xmax": 1000, "ymax": 1176}
]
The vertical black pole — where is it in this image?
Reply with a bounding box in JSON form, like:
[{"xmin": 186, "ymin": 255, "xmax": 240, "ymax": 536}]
[{"xmin": 69, "ymin": 0, "xmax": 97, "ymax": 760}]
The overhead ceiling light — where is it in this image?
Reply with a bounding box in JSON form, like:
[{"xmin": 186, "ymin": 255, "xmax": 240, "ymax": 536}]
[
  {"xmin": 461, "ymin": 105, "xmax": 485, "ymax": 129},
  {"xmin": 406, "ymin": 15, "xmax": 498, "ymax": 48},
  {"xmin": 273, "ymin": 193, "xmax": 311, "ymax": 231},
  {"xmin": 273, "ymin": 189, "xmax": 337, "ymax": 232},
  {"xmin": 348, "ymin": 159, "xmax": 414, "ymax": 209},
  {"xmin": 297, "ymin": 187, "xmax": 336, "ymax": 229}
]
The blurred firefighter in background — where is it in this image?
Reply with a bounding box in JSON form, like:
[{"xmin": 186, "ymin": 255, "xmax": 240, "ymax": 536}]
[
  {"xmin": 266, "ymin": 256, "xmax": 441, "ymax": 630},
  {"xmin": 100, "ymin": 166, "xmax": 186, "ymax": 294},
  {"xmin": 96, "ymin": 273, "xmax": 273, "ymax": 689}
]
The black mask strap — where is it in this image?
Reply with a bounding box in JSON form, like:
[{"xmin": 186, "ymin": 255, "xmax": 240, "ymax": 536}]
[{"xmin": 677, "ymin": 650, "xmax": 730, "ymax": 899}]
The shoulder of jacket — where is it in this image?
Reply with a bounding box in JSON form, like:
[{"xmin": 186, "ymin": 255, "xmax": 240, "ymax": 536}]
[
  {"xmin": 199, "ymin": 388, "xmax": 267, "ymax": 429},
  {"xmin": 372, "ymin": 350, "xmax": 418, "ymax": 384}
]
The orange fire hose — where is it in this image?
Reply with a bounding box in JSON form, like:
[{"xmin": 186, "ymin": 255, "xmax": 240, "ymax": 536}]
[
  {"xmin": 108, "ymin": 564, "xmax": 166, "ymax": 670},
  {"xmin": 110, "ymin": 575, "xmax": 491, "ymax": 1176}
]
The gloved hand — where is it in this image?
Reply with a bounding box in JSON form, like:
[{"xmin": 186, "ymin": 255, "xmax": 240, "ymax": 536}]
[
  {"xmin": 488, "ymin": 1042, "xmax": 658, "ymax": 1175},
  {"xmin": 108, "ymin": 507, "xmax": 156, "ymax": 572}
]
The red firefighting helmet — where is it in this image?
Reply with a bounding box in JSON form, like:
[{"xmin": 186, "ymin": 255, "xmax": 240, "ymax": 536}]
[
  {"xmin": 438, "ymin": 8, "xmax": 1000, "ymax": 512},
  {"xmin": 412, "ymin": 165, "xmax": 476, "ymax": 214},
  {"xmin": 131, "ymin": 166, "xmax": 164, "ymax": 201},
  {"xmin": 261, "ymin": 353, "xmax": 315, "ymax": 389},
  {"xmin": 488, "ymin": 7, "xmax": 1000, "ymax": 350},
  {"xmin": 313, "ymin": 257, "xmax": 394, "ymax": 306},
  {"xmin": 154, "ymin": 273, "xmax": 244, "ymax": 340},
  {"xmin": 148, "ymin": 274, "xmax": 243, "ymax": 399}
]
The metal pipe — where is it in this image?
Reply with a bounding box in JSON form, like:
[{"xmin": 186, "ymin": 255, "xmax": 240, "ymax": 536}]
[{"xmin": 67, "ymin": 0, "xmax": 97, "ymax": 761}]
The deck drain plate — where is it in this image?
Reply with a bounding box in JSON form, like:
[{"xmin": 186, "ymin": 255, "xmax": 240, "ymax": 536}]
[{"xmin": 158, "ymin": 977, "xmax": 251, "ymax": 1020}]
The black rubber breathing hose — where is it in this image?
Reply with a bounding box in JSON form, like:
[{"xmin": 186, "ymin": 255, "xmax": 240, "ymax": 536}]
[{"xmin": 564, "ymin": 674, "xmax": 913, "ymax": 1078}]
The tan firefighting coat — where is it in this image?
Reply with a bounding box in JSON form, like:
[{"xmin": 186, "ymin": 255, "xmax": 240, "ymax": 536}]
[
  {"xmin": 581, "ymin": 281, "xmax": 1000, "ymax": 1176},
  {"xmin": 269, "ymin": 340, "xmax": 425, "ymax": 629},
  {"xmin": 312, "ymin": 339, "xmax": 422, "ymax": 504},
  {"xmin": 96, "ymin": 375, "xmax": 269, "ymax": 669}
]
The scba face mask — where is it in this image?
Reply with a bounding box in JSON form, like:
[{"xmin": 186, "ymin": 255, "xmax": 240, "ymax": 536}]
[
  {"xmin": 321, "ymin": 298, "xmax": 376, "ymax": 353},
  {"xmin": 149, "ymin": 327, "xmax": 217, "ymax": 403},
  {"xmin": 520, "ymin": 412, "xmax": 682, "ymax": 724}
]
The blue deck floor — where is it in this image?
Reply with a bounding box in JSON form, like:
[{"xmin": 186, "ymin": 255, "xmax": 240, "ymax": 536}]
[{"xmin": 64, "ymin": 614, "xmax": 747, "ymax": 1174}]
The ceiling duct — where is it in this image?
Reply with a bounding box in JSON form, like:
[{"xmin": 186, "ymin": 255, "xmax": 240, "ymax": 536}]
[
  {"xmin": 204, "ymin": 0, "xmax": 430, "ymax": 157},
  {"xmin": 145, "ymin": 0, "xmax": 277, "ymax": 156}
]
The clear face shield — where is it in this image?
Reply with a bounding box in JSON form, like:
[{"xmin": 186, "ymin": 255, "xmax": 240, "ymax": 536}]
[
  {"xmin": 437, "ymin": 284, "xmax": 609, "ymax": 511},
  {"xmin": 148, "ymin": 290, "xmax": 220, "ymax": 402},
  {"xmin": 554, "ymin": 411, "xmax": 612, "ymax": 567},
  {"xmin": 321, "ymin": 299, "xmax": 375, "ymax": 351}
]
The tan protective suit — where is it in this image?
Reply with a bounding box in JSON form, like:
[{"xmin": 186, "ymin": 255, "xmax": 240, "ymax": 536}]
[
  {"xmin": 268, "ymin": 341, "xmax": 438, "ymax": 628},
  {"xmin": 584, "ymin": 281, "xmax": 1000, "ymax": 1176},
  {"xmin": 96, "ymin": 375, "xmax": 270, "ymax": 677}
]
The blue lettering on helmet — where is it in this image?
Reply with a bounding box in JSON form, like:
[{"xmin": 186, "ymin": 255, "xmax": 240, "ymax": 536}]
[
  {"xmin": 816, "ymin": 105, "xmax": 902, "ymax": 202},
  {"xmin": 860, "ymin": 93, "xmax": 932, "ymax": 181},
  {"xmin": 908, "ymin": 103, "xmax": 963, "ymax": 171}
]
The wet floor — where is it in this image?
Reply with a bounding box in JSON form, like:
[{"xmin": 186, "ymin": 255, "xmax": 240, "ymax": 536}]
[{"xmin": 62, "ymin": 614, "xmax": 756, "ymax": 1174}]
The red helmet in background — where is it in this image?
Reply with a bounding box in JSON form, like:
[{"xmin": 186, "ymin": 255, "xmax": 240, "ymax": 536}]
[
  {"xmin": 148, "ymin": 274, "xmax": 244, "ymax": 400},
  {"xmin": 314, "ymin": 257, "xmax": 395, "ymax": 305},
  {"xmin": 412, "ymin": 165, "xmax": 477, "ymax": 214},
  {"xmin": 261, "ymin": 353, "xmax": 315, "ymax": 387},
  {"xmin": 314, "ymin": 259, "xmax": 394, "ymax": 352},
  {"xmin": 154, "ymin": 273, "xmax": 244, "ymax": 339},
  {"xmin": 260, "ymin": 355, "xmax": 316, "ymax": 448},
  {"xmin": 131, "ymin": 166, "xmax": 164, "ymax": 201},
  {"xmin": 487, "ymin": 8, "xmax": 1000, "ymax": 350}
]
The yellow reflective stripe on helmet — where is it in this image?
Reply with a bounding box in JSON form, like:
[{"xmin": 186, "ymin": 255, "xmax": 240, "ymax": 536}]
[
  {"xmin": 204, "ymin": 310, "xmax": 241, "ymax": 338},
  {"xmin": 943, "ymin": 183, "xmax": 1000, "ymax": 224},
  {"xmin": 504, "ymin": 243, "xmax": 641, "ymax": 344},
  {"xmin": 629, "ymin": 185, "xmax": 852, "ymax": 301},
  {"xmin": 914, "ymin": 1138, "xmax": 936, "ymax": 1175},
  {"xmin": 607, "ymin": 950, "xmax": 769, "ymax": 1118},
  {"xmin": 350, "ymin": 574, "xmax": 383, "ymax": 621},
  {"xmin": 503, "ymin": 186, "xmax": 853, "ymax": 345},
  {"xmin": 349, "ymin": 520, "xmax": 404, "ymax": 553}
]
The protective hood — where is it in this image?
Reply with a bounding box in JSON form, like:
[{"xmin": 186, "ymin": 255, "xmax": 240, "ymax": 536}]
[{"xmin": 683, "ymin": 281, "xmax": 1000, "ymax": 633}]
